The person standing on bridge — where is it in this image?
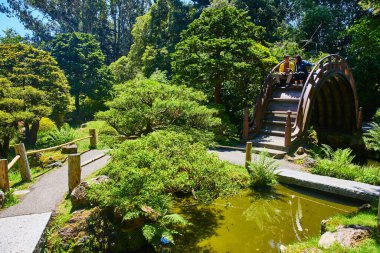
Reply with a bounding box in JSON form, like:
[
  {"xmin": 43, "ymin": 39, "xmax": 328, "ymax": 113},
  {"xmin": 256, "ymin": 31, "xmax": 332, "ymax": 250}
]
[
  {"xmin": 274, "ymin": 54, "xmax": 295, "ymax": 88},
  {"xmin": 294, "ymin": 55, "xmax": 314, "ymax": 87}
]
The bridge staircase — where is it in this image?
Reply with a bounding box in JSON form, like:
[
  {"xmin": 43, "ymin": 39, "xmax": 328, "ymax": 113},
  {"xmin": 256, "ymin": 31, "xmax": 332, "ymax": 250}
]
[{"xmin": 247, "ymin": 54, "xmax": 359, "ymax": 158}]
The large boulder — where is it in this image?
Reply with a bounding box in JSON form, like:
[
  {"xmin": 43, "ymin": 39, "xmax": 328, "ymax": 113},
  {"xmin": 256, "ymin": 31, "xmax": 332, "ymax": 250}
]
[
  {"xmin": 70, "ymin": 175, "xmax": 111, "ymax": 207},
  {"xmin": 0, "ymin": 190, "xmax": 5, "ymax": 208},
  {"xmin": 318, "ymin": 225, "xmax": 371, "ymax": 249}
]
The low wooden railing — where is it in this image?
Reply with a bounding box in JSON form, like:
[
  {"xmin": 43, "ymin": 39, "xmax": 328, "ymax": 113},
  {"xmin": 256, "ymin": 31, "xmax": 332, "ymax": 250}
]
[{"xmin": 0, "ymin": 129, "xmax": 97, "ymax": 192}]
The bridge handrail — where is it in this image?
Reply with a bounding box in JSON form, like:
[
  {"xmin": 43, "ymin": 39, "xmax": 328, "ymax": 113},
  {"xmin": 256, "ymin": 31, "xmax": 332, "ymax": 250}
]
[
  {"xmin": 293, "ymin": 54, "xmax": 346, "ymax": 133},
  {"xmin": 251, "ymin": 58, "xmax": 296, "ymax": 128}
]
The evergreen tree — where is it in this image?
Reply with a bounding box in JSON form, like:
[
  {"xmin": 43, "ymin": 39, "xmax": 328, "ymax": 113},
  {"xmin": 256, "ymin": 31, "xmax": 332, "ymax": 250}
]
[
  {"xmin": 50, "ymin": 32, "xmax": 112, "ymax": 121},
  {"xmin": 0, "ymin": 44, "xmax": 71, "ymax": 152},
  {"xmin": 172, "ymin": 0, "xmax": 276, "ymax": 114}
]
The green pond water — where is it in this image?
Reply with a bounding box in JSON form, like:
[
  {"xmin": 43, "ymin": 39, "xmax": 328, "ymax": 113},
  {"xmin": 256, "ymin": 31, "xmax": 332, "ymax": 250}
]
[{"xmin": 171, "ymin": 184, "xmax": 360, "ymax": 253}]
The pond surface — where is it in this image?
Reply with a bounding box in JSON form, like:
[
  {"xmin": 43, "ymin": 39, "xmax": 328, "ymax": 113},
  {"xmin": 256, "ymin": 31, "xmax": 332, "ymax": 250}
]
[{"xmin": 172, "ymin": 184, "xmax": 359, "ymax": 253}]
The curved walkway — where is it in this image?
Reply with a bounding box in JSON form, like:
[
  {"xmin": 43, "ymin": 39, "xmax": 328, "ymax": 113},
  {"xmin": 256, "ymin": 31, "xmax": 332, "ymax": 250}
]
[{"xmin": 0, "ymin": 150, "xmax": 110, "ymax": 253}]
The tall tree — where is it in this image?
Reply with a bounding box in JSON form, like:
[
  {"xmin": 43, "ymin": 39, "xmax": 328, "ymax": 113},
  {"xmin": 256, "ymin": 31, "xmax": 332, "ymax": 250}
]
[
  {"xmin": 110, "ymin": 0, "xmax": 195, "ymax": 82},
  {"xmin": 172, "ymin": 0, "xmax": 276, "ymax": 111},
  {"xmin": 50, "ymin": 32, "xmax": 112, "ymax": 122},
  {"xmin": 0, "ymin": 44, "xmax": 71, "ymax": 150},
  {"xmin": 4, "ymin": 0, "xmax": 150, "ymax": 62}
]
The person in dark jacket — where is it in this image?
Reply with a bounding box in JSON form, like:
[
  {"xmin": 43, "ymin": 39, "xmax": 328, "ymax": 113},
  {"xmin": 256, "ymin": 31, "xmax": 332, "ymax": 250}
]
[{"xmin": 294, "ymin": 55, "xmax": 314, "ymax": 87}]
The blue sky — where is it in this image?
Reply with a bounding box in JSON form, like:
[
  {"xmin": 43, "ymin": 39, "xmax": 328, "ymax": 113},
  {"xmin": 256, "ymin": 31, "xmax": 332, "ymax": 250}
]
[{"xmin": 0, "ymin": 0, "xmax": 30, "ymax": 36}]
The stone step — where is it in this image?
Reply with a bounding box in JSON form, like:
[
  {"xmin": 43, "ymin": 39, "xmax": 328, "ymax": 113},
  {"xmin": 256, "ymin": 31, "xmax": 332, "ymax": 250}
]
[
  {"xmin": 252, "ymin": 147, "xmax": 287, "ymax": 159},
  {"xmin": 251, "ymin": 134, "xmax": 287, "ymax": 151}
]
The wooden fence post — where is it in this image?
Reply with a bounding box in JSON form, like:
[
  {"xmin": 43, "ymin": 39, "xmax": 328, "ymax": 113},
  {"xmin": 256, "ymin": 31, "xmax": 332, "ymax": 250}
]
[
  {"xmin": 0, "ymin": 159, "xmax": 10, "ymax": 191},
  {"xmin": 89, "ymin": 129, "xmax": 97, "ymax": 149},
  {"xmin": 243, "ymin": 107, "xmax": 249, "ymax": 140},
  {"xmin": 68, "ymin": 154, "xmax": 81, "ymax": 192},
  {"xmin": 245, "ymin": 142, "xmax": 252, "ymax": 169},
  {"xmin": 358, "ymin": 107, "xmax": 363, "ymax": 131},
  {"xmin": 14, "ymin": 143, "xmax": 31, "ymax": 181},
  {"xmin": 378, "ymin": 193, "xmax": 380, "ymax": 235},
  {"xmin": 284, "ymin": 111, "xmax": 292, "ymax": 147}
]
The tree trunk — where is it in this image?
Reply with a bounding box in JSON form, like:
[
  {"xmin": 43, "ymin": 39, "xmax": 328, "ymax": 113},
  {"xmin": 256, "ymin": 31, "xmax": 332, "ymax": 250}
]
[
  {"xmin": 29, "ymin": 121, "xmax": 40, "ymax": 146},
  {"xmin": 75, "ymin": 94, "xmax": 80, "ymax": 122},
  {"xmin": 214, "ymin": 83, "xmax": 222, "ymax": 104},
  {"xmin": 0, "ymin": 135, "xmax": 10, "ymax": 158},
  {"xmin": 24, "ymin": 122, "xmax": 30, "ymax": 143}
]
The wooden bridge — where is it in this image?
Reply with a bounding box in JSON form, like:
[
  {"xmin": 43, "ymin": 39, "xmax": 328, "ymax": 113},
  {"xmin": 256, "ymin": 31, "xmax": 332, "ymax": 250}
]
[{"xmin": 246, "ymin": 54, "xmax": 361, "ymax": 157}]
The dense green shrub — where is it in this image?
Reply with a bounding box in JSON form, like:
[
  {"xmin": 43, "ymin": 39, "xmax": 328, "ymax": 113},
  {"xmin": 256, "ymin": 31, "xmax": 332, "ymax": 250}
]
[
  {"xmin": 38, "ymin": 117, "xmax": 57, "ymax": 133},
  {"xmin": 96, "ymin": 73, "xmax": 221, "ymax": 141},
  {"xmin": 372, "ymin": 108, "xmax": 380, "ymax": 123},
  {"xmin": 311, "ymin": 145, "xmax": 380, "ymax": 185},
  {"xmin": 36, "ymin": 124, "xmax": 76, "ymax": 148},
  {"xmin": 87, "ymin": 130, "xmax": 248, "ymax": 249},
  {"xmin": 247, "ymin": 151, "xmax": 278, "ymax": 188},
  {"xmin": 364, "ymin": 122, "xmax": 380, "ymax": 152}
]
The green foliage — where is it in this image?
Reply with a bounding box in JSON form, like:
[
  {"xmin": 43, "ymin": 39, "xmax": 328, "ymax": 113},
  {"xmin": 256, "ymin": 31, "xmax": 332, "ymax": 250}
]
[
  {"xmin": 172, "ymin": 0, "xmax": 277, "ymax": 118},
  {"xmin": 96, "ymin": 73, "xmax": 221, "ymax": 139},
  {"xmin": 347, "ymin": 17, "xmax": 380, "ymax": 118},
  {"xmin": 311, "ymin": 145, "xmax": 380, "ymax": 185},
  {"xmin": 364, "ymin": 122, "xmax": 380, "ymax": 152},
  {"xmin": 39, "ymin": 117, "xmax": 57, "ymax": 132},
  {"xmin": 247, "ymin": 151, "xmax": 278, "ymax": 188},
  {"xmin": 286, "ymin": 207, "xmax": 380, "ymax": 253},
  {"xmin": 2, "ymin": 189, "xmax": 19, "ymax": 208},
  {"xmin": 0, "ymin": 44, "xmax": 71, "ymax": 155},
  {"xmin": 50, "ymin": 32, "xmax": 112, "ymax": 120},
  {"xmin": 373, "ymin": 108, "xmax": 380, "ymax": 123},
  {"xmin": 110, "ymin": 0, "xmax": 195, "ymax": 82},
  {"xmin": 0, "ymin": 28, "xmax": 25, "ymax": 44},
  {"xmin": 87, "ymin": 130, "xmax": 249, "ymax": 248},
  {"xmin": 6, "ymin": 0, "xmax": 149, "ymax": 62},
  {"xmin": 36, "ymin": 124, "xmax": 75, "ymax": 149}
]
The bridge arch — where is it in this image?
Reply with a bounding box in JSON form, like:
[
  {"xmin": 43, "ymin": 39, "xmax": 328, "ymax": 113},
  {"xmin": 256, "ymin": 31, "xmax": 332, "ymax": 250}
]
[{"xmin": 249, "ymin": 54, "xmax": 360, "ymax": 154}]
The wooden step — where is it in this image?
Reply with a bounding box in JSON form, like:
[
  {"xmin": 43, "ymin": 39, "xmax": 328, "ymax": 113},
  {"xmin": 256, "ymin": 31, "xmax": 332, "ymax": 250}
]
[
  {"xmin": 262, "ymin": 123, "xmax": 286, "ymax": 132},
  {"xmin": 267, "ymin": 101, "xmax": 298, "ymax": 112},
  {"xmin": 265, "ymin": 110, "xmax": 297, "ymax": 115},
  {"xmin": 263, "ymin": 120, "xmax": 286, "ymax": 125},
  {"xmin": 270, "ymin": 98, "xmax": 300, "ymax": 102},
  {"xmin": 260, "ymin": 129, "xmax": 285, "ymax": 137},
  {"xmin": 272, "ymin": 89, "xmax": 302, "ymax": 99},
  {"xmin": 264, "ymin": 115, "xmax": 296, "ymax": 122}
]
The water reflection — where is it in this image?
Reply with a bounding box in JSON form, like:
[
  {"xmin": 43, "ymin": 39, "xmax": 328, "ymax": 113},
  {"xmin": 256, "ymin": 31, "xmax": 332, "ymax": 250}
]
[{"xmin": 173, "ymin": 184, "xmax": 359, "ymax": 253}]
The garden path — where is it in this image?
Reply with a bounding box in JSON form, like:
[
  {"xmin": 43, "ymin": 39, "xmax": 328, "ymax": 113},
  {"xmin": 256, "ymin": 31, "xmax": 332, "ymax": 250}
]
[{"xmin": 0, "ymin": 149, "xmax": 110, "ymax": 253}]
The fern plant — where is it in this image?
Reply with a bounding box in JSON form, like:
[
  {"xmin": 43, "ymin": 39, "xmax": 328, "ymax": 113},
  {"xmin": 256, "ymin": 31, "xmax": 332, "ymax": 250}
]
[
  {"xmin": 247, "ymin": 151, "xmax": 278, "ymax": 188},
  {"xmin": 142, "ymin": 213, "xmax": 189, "ymax": 250},
  {"xmin": 364, "ymin": 122, "xmax": 380, "ymax": 152},
  {"xmin": 36, "ymin": 123, "xmax": 76, "ymax": 148}
]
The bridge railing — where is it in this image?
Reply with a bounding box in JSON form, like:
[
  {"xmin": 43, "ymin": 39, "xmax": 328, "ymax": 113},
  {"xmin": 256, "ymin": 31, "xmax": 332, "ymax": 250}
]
[
  {"xmin": 292, "ymin": 54, "xmax": 354, "ymax": 137},
  {"xmin": 250, "ymin": 58, "xmax": 296, "ymax": 133},
  {"xmin": 0, "ymin": 129, "xmax": 97, "ymax": 192}
]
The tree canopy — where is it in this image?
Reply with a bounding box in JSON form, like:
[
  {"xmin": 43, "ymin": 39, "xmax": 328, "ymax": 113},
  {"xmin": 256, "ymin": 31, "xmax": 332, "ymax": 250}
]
[
  {"xmin": 96, "ymin": 72, "xmax": 221, "ymax": 138},
  {"xmin": 0, "ymin": 43, "xmax": 71, "ymax": 152},
  {"xmin": 172, "ymin": 0, "xmax": 276, "ymax": 112},
  {"xmin": 50, "ymin": 32, "xmax": 112, "ymax": 121}
]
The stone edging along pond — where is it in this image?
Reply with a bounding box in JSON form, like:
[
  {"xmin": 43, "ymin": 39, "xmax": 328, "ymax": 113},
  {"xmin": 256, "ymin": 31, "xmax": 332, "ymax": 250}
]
[{"xmin": 277, "ymin": 168, "xmax": 380, "ymax": 202}]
